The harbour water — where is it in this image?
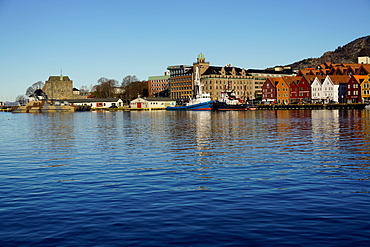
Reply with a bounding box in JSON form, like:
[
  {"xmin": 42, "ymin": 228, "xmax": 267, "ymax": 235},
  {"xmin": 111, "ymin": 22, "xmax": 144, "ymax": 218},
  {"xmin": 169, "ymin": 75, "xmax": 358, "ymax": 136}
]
[{"xmin": 1, "ymin": 110, "xmax": 370, "ymax": 246}]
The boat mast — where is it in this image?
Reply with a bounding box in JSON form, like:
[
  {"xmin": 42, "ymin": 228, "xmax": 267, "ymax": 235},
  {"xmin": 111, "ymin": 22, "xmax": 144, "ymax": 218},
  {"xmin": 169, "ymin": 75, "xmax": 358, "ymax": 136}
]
[{"xmin": 195, "ymin": 66, "xmax": 202, "ymax": 96}]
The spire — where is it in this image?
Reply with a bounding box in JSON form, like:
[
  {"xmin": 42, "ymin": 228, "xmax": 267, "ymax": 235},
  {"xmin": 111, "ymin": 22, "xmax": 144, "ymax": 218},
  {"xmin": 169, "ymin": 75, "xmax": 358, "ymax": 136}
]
[{"xmin": 60, "ymin": 69, "xmax": 63, "ymax": 80}]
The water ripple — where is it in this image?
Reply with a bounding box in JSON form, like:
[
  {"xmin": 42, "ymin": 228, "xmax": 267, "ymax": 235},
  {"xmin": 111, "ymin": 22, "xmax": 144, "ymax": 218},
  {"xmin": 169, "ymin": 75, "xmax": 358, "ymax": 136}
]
[{"xmin": 1, "ymin": 110, "xmax": 370, "ymax": 246}]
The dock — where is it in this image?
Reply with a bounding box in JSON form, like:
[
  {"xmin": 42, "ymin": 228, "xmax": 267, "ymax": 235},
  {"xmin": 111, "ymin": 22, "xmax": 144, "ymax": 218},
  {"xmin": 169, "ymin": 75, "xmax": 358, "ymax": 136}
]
[{"xmin": 257, "ymin": 103, "xmax": 367, "ymax": 110}]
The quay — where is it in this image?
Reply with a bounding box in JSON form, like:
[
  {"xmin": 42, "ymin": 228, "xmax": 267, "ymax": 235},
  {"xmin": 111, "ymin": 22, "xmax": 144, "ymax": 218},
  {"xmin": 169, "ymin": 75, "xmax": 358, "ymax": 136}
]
[
  {"xmin": 0, "ymin": 108, "xmax": 12, "ymax": 112},
  {"xmin": 257, "ymin": 103, "xmax": 367, "ymax": 110},
  {"xmin": 124, "ymin": 107, "xmax": 166, "ymax": 111}
]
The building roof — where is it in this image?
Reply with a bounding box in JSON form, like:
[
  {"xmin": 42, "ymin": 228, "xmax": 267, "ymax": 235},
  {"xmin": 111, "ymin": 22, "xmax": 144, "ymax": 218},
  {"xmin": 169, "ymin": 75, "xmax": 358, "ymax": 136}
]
[
  {"xmin": 142, "ymin": 97, "xmax": 175, "ymax": 102},
  {"xmin": 201, "ymin": 66, "xmax": 245, "ymax": 76},
  {"xmin": 247, "ymin": 68, "xmax": 294, "ymax": 75},
  {"xmin": 327, "ymin": 75, "xmax": 350, "ymax": 85},
  {"xmin": 278, "ymin": 76, "xmax": 299, "ymax": 86},
  {"xmin": 359, "ymin": 64, "xmax": 370, "ymax": 74},
  {"xmin": 351, "ymin": 75, "xmax": 367, "ymax": 82},
  {"xmin": 266, "ymin": 77, "xmax": 280, "ymax": 86},
  {"xmin": 65, "ymin": 98, "xmax": 122, "ymax": 103},
  {"xmin": 167, "ymin": 65, "xmax": 192, "ymax": 69},
  {"xmin": 47, "ymin": 76, "xmax": 71, "ymax": 81},
  {"xmin": 358, "ymin": 48, "xmax": 370, "ymax": 57},
  {"xmin": 302, "ymin": 75, "xmax": 325, "ymax": 84},
  {"xmin": 148, "ymin": 75, "xmax": 170, "ymax": 80}
]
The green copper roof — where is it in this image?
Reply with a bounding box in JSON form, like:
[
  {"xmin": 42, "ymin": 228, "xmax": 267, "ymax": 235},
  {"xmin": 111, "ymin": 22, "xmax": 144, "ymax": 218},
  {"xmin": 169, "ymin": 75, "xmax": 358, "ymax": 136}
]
[
  {"xmin": 198, "ymin": 53, "xmax": 205, "ymax": 59},
  {"xmin": 148, "ymin": 75, "xmax": 170, "ymax": 80}
]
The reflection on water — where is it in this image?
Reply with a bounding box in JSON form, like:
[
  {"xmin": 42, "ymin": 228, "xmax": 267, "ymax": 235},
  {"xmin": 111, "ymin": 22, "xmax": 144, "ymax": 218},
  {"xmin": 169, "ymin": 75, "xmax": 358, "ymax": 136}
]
[
  {"xmin": 4, "ymin": 110, "xmax": 370, "ymax": 189},
  {"xmin": 1, "ymin": 110, "xmax": 370, "ymax": 246}
]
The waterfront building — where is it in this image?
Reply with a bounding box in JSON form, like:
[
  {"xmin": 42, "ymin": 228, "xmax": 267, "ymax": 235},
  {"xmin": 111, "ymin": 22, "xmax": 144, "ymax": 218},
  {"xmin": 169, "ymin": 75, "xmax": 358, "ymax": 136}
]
[
  {"xmin": 321, "ymin": 75, "xmax": 350, "ymax": 103},
  {"xmin": 263, "ymin": 63, "xmax": 370, "ymax": 104},
  {"xmin": 199, "ymin": 64, "xmax": 253, "ymax": 101},
  {"xmin": 167, "ymin": 54, "xmax": 295, "ymax": 101},
  {"xmin": 291, "ymin": 75, "xmax": 317, "ymax": 103},
  {"xmin": 167, "ymin": 65, "xmax": 193, "ymax": 99},
  {"xmin": 311, "ymin": 77, "xmax": 324, "ymax": 103},
  {"xmin": 360, "ymin": 74, "xmax": 370, "ymax": 103},
  {"xmin": 246, "ymin": 67, "xmax": 295, "ymax": 99},
  {"xmin": 346, "ymin": 75, "xmax": 366, "ymax": 103},
  {"xmin": 130, "ymin": 96, "xmax": 176, "ymax": 109},
  {"xmin": 276, "ymin": 76, "xmax": 299, "ymax": 104},
  {"xmin": 168, "ymin": 54, "xmax": 254, "ymax": 101},
  {"xmin": 66, "ymin": 98, "xmax": 123, "ymax": 108},
  {"xmin": 262, "ymin": 77, "xmax": 280, "ymax": 103},
  {"xmin": 288, "ymin": 77, "xmax": 300, "ymax": 103},
  {"xmin": 321, "ymin": 75, "xmax": 334, "ymax": 103},
  {"xmin": 148, "ymin": 72, "xmax": 170, "ymax": 97}
]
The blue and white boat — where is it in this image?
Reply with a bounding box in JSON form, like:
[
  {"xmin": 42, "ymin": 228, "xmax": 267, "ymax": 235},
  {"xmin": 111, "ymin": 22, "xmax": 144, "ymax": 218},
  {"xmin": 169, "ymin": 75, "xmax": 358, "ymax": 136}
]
[{"xmin": 167, "ymin": 67, "xmax": 214, "ymax": 111}]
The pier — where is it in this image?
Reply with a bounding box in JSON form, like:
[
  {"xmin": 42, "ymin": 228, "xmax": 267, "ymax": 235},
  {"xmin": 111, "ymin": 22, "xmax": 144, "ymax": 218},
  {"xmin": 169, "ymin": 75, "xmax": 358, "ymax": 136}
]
[{"xmin": 257, "ymin": 103, "xmax": 367, "ymax": 110}]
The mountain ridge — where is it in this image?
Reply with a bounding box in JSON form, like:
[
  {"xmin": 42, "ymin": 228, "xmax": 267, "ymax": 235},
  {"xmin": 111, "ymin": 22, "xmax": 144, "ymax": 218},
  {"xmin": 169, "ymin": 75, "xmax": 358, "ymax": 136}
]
[{"xmin": 284, "ymin": 35, "xmax": 370, "ymax": 70}]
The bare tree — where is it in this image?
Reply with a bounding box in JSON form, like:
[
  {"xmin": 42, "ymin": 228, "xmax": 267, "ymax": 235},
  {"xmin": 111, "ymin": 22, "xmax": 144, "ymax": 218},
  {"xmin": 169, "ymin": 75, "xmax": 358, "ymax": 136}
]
[
  {"xmin": 91, "ymin": 77, "xmax": 119, "ymax": 98},
  {"xmin": 79, "ymin": 85, "xmax": 90, "ymax": 96},
  {"xmin": 123, "ymin": 80, "xmax": 148, "ymax": 101},
  {"xmin": 121, "ymin": 75, "xmax": 138, "ymax": 87},
  {"xmin": 32, "ymin": 81, "xmax": 44, "ymax": 89},
  {"xmin": 25, "ymin": 81, "xmax": 44, "ymax": 96},
  {"xmin": 16, "ymin": 95, "xmax": 27, "ymax": 105},
  {"xmin": 26, "ymin": 87, "xmax": 35, "ymax": 96}
]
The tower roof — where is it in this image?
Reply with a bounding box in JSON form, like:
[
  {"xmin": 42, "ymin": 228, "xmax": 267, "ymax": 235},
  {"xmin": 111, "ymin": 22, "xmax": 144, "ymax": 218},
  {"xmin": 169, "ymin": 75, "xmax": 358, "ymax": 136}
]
[{"xmin": 358, "ymin": 48, "xmax": 370, "ymax": 57}]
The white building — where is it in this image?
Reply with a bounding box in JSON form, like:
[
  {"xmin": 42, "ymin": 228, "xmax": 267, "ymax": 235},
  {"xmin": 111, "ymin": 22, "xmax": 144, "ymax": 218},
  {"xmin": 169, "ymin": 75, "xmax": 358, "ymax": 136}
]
[
  {"xmin": 311, "ymin": 77, "xmax": 323, "ymax": 102},
  {"xmin": 130, "ymin": 96, "xmax": 176, "ymax": 109},
  {"xmin": 66, "ymin": 98, "xmax": 124, "ymax": 108},
  {"xmin": 321, "ymin": 75, "xmax": 349, "ymax": 103}
]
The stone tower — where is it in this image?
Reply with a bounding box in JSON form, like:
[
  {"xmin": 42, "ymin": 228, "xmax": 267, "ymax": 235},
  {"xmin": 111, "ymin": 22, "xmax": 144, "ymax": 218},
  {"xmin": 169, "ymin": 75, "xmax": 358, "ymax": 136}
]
[{"xmin": 42, "ymin": 73, "xmax": 73, "ymax": 100}]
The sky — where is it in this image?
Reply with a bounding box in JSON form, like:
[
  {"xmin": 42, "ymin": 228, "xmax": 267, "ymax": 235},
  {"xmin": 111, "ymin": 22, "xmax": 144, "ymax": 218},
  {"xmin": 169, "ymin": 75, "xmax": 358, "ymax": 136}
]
[{"xmin": 0, "ymin": 0, "xmax": 369, "ymax": 101}]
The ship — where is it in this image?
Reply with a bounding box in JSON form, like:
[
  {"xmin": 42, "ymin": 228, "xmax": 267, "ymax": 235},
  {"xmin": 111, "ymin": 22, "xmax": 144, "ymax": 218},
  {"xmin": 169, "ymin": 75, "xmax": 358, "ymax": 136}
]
[
  {"xmin": 212, "ymin": 85, "xmax": 257, "ymax": 111},
  {"xmin": 166, "ymin": 67, "xmax": 214, "ymax": 111}
]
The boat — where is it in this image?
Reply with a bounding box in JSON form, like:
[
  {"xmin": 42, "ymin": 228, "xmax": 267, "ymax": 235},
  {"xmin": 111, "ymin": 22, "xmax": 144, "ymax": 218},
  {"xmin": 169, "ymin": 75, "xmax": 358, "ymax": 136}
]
[
  {"xmin": 166, "ymin": 67, "xmax": 213, "ymax": 111},
  {"xmin": 11, "ymin": 89, "xmax": 76, "ymax": 113},
  {"xmin": 212, "ymin": 85, "xmax": 256, "ymax": 111},
  {"xmin": 365, "ymin": 104, "xmax": 370, "ymax": 110}
]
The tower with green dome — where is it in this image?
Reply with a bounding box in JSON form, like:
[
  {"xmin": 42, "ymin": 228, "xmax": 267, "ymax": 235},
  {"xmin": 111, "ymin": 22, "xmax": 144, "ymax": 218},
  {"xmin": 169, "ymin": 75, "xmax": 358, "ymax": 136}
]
[{"xmin": 197, "ymin": 53, "xmax": 205, "ymax": 63}]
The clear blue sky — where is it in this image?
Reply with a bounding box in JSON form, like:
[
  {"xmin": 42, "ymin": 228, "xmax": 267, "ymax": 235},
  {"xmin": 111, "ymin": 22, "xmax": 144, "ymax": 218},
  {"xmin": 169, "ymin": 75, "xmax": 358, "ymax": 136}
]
[{"xmin": 1, "ymin": 0, "xmax": 369, "ymax": 101}]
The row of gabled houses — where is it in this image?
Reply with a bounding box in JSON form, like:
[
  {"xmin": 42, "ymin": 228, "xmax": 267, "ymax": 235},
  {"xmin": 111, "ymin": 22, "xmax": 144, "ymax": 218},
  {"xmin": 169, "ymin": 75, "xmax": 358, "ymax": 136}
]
[{"xmin": 262, "ymin": 63, "xmax": 370, "ymax": 104}]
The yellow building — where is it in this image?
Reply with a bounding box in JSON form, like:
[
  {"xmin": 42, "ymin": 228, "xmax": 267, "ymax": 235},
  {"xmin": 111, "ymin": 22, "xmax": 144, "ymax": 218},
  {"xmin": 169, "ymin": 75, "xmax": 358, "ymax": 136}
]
[
  {"xmin": 361, "ymin": 74, "xmax": 370, "ymax": 102},
  {"xmin": 200, "ymin": 64, "xmax": 253, "ymax": 101}
]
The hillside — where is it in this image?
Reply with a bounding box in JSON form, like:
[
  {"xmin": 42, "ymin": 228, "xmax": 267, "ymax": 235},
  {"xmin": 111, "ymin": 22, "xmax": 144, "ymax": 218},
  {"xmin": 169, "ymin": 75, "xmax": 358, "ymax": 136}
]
[{"xmin": 286, "ymin": 35, "xmax": 370, "ymax": 70}]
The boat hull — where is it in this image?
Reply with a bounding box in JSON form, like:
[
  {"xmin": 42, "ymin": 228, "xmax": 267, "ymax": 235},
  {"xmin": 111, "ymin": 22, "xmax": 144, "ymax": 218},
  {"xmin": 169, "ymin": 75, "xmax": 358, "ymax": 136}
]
[
  {"xmin": 212, "ymin": 102, "xmax": 256, "ymax": 111},
  {"xmin": 166, "ymin": 101, "xmax": 213, "ymax": 111}
]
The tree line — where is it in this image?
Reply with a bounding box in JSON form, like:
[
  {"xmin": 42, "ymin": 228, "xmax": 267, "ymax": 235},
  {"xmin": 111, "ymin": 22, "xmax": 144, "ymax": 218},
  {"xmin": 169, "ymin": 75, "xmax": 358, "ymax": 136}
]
[
  {"xmin": 17, "ymin": 75, "xmax": 148, "ymax": 103},
  {"xmin": 91, "ymin": 75, "xmax": 148, "ymax": 102}
]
